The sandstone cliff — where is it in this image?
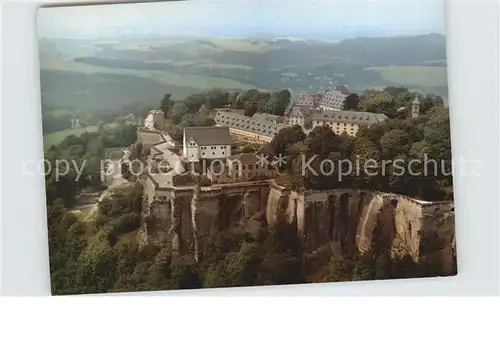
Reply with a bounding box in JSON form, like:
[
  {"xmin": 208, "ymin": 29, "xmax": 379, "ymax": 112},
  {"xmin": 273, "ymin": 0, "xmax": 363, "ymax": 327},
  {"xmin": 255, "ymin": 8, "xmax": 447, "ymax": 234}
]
[
  {"xmin": 144, "ymin": 182, "xmax": 270, "ymax": 257},
  {"xmin": 143, "ymin": 180, "xmax": 455, "ymax": 276},
  {"xmin": 266, "ymin": 183, "xmax": 456, "ymax": 276}
]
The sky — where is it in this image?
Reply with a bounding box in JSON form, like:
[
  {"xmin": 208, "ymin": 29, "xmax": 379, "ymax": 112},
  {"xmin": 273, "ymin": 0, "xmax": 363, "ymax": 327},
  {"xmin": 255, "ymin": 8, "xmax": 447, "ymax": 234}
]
[{"xmin": 38, "ymin": 0, "xmax": 447, "ymax": 40}]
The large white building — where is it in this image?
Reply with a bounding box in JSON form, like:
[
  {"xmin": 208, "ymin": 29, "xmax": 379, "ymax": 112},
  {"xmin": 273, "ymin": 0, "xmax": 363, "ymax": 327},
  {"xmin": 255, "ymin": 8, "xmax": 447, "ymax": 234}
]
[
  {"xmin": 183, "ymin": 126, "xmax": 232, "ymax": 162},
  {"xmin": 285, "ymin": 85, "xmax": 350, "ymax": 127},
  {"xmin": 214, "ymin": 111, "xmax": 287, "ymax": 143},
  {"xmin": 286, "ymin": 85, "xmax": 350, "ymax": 115},
  {"xmin": 287, "ymin": 106, "xmax": 318, "ymax": 129},
  {"xmin": 311, "ymin": 110, "xmax": 388, "ymax": 137}
]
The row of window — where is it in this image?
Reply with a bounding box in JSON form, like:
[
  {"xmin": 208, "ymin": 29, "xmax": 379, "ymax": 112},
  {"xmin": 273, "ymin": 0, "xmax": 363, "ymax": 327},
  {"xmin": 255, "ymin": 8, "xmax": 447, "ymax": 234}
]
[
  {"xmin": 319, "ymin": 115, "xmax": 372, "ymax": 121},
  {"xmin": 217, "ymin": 117, "xmax": 279, "ymax": 129},
  {"xmin": 319, "ymin": 99, "xmax": 345, "ymax": 107},
  {"xmin": 314, "ymin": 121, "xmax": 358, "ymax": 135},
  {"xmin": 201, "ymin": 146, "xmax": 226, "ymax": 150},
  {"xmin": 215, "ymin": 115, "xmax": 282, "ymax": 136},
  {"xmin": 314, "ymin": 121, "xmax": 358, "ymax": 127},
  {"xmin": 201, "ymin": 151, "xmax": 226, "ymax": 156}
]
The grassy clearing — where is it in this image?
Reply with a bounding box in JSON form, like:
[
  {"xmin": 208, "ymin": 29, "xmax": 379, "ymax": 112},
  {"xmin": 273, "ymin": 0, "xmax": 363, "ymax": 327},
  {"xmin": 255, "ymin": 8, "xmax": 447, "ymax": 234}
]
[
  {"xmin": 365, "ymin": 66, "xmax": 448, "ymax": 88},
  {"xmin": 43, "ymin": 126, "xmax": 98, "ymax": 149},
  {"xmin": 103, "ymin": 121, "xmax": 134, "ymax": 128}
]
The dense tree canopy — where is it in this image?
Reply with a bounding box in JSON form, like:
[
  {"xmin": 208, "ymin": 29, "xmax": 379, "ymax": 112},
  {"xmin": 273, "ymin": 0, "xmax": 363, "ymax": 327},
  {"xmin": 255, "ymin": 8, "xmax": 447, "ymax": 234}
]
[
  {"xmin": 273, "ymin": 95, "xmax": 452, "ymax": 201},
  {"xmin": 344, "ymin": 93, "xmax": 360, "ymax": 110},
  {"xmin": 234, "ymin": 88, "xmax": 290, "ymax": 116},
  {"xmin": 358, "ymin": 87, "xmax": 444, "ymax": 118}
]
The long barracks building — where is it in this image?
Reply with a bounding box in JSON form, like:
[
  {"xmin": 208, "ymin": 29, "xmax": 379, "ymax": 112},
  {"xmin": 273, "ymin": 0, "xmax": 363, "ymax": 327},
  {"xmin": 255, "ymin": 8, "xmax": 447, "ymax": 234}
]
[
  {"xmin": 214, "ymin": 110, "xmax": 288, "ymax": 143},
  {"xmin": 311, "ymin": 110, "xmax": 388, "ymax": 137}
]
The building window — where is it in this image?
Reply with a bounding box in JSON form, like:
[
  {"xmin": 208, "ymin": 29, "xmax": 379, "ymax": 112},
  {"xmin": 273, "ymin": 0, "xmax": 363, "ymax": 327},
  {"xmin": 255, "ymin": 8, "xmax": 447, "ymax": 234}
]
[{"xmin": 248, "ymin": 164, "xmax": 253, "ymax": 170}]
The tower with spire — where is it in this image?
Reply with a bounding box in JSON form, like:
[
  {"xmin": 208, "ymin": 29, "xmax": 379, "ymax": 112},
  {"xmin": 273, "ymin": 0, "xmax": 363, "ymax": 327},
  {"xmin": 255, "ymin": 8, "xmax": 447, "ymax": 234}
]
[{"xmin": 411, "ymin": 94, "xmax": 421, "ymax": 118}]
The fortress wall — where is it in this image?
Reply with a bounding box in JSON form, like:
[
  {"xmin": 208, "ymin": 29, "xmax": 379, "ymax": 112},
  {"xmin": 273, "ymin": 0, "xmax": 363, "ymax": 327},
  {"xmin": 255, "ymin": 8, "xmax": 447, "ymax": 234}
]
[{"xmin": 144, "ymin": 178, "xmax": 455, "ymax": 273}]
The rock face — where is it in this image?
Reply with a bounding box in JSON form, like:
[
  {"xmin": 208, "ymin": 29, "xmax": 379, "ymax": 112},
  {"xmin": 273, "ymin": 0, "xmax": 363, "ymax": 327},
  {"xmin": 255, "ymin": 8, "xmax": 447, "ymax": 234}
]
[
  {"xmin": 143, "ymin": 179, "xmax": 455, "ymax": 276},
  {"xmin": 266, "ymin": 182, "xmax": 456, "ymax": 275},
  {"xmin": 144, "ymin": 181, "xmax": 269, "ymax": 257}
]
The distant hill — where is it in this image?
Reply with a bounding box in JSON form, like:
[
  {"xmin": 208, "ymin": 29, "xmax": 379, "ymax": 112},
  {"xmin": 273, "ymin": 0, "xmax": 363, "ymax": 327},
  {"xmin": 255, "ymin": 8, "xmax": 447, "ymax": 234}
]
[
  {"xmin": 333, "ymin": 33, "xmax": 446, "ymax": 66},
  {"xmin": 38, "ymin": 33, "xmax": 448, "ymax": 112}
]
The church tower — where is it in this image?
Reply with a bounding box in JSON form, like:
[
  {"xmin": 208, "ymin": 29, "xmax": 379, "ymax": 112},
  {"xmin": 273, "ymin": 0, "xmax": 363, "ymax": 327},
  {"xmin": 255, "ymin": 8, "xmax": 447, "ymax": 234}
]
[{"xmin": 411, "ymin": 94, "xmax": 421, "ymax": 118}]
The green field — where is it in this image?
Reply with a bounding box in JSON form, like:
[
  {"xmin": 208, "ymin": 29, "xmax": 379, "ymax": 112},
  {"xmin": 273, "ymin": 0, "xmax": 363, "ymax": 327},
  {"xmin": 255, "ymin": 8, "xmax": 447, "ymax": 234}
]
[
  {"xmin": 365, "ymin": 66, "xmax": 448, "ymax": 88},
  {"xmin": 44, "ymin": 126, "xmax": 98, "ymax": 149},
  {"xmin": 40, "ymin": 57, "xmax": 259, "ymax": 91}
]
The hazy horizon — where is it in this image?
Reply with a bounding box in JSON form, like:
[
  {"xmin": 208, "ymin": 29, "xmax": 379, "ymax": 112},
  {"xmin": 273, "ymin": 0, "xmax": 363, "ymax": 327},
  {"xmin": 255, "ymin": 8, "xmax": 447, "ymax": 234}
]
[{"xmin": 38, "ymin": 0, "xmax": 446, "ymax": 41}]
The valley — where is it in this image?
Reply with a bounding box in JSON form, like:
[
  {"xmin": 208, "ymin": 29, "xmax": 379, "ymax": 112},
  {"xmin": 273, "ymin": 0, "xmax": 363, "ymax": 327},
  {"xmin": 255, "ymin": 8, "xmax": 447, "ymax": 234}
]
[{"xmin": 39, "ymin": 34, "xmax": 449, "ymax": 114}]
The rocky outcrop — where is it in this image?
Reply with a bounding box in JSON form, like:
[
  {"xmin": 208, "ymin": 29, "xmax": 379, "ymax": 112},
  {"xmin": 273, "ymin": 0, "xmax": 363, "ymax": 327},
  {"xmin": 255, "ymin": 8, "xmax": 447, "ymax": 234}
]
[
  {"xmin": 266, "ymin": 183, "xmax": 456, "ymax": 275},
  {"xmin": 143, "ymin": 179, "xmax": 455, "ymax": 276},
  {"xmin": 145, "ymin": 182, "xmax": 270, "ymax": 257}
]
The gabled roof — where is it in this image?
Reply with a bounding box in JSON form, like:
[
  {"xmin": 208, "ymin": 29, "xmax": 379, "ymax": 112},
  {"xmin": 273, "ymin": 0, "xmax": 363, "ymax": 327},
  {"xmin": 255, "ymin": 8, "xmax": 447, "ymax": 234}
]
[
  {"xmin": 214, "ymin": 111, "xmax": 287, "ymax": 138},
  {"xmin": 293, "ymin": 93, "xmax": 316, "ymax": 106},
  {"xmin": 253, "ymin": 112, "xmax": 281, "ymax": 122},
  {"xmin": 412, "ymin": 95, "xmax": 420, "ymax": 104},
  {"xmin": 184, "ymin": 126, "xmax": 231, "ymax": 146},
  {"xmin": 334, "ymin": 85, "xmax": 351, "ymax": 95},
  {"xmin": 288, "ymin": 106, "xmax": 314, "ymax": 118},
  {"xmin": 285, "ymin": 92, "xmax": 321, "ymax": 115},
  {"xmin": 319, "ymin": 89, "xmax": 348, "ymax": 109},
  {"xmin": 289, "ymin": 107, "xmax": 304, "ymax": 118}
]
